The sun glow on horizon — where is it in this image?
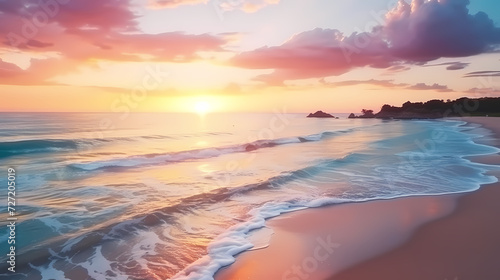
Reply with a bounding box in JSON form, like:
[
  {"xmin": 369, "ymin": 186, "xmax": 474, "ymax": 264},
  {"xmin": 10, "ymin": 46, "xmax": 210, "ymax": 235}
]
[
  {"xmin": 194, "ymin": 100, "xmax": 211, "ymax": 115},
  {"xmin": 167, "ymin": 95, "xmax": 230, "ymax": 114}
]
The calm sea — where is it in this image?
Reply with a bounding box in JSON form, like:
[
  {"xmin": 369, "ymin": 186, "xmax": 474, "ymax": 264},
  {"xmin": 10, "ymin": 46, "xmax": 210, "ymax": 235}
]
[{"xmin": 0, "ymin": 113, "xmax": 498, "ymax": 279}]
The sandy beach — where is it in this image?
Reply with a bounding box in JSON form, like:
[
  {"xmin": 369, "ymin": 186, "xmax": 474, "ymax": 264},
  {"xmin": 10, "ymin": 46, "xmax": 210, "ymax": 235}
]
[{"xmin": 215, "ymin": 117, "xmax": 500, "ymax": 280}]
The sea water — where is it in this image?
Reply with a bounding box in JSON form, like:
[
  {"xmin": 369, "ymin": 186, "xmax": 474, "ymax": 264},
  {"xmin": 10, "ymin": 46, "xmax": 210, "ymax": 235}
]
[{"xmin": 0, "ymin": 113, "xmax": 498, "ymax": 279}]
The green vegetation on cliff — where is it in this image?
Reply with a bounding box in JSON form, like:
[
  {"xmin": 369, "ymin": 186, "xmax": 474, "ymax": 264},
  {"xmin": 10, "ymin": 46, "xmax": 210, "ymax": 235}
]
[{"xmin": 349, "ymin": 97, "xmax": 500, "ymax": 119}]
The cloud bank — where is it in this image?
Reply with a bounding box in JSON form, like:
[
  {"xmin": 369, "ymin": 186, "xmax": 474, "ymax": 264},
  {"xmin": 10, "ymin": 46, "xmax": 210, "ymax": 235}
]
[
  {"xmin": 464, "ymin": 71, "xmax": 500, "ymax": 78},
  {"xmin": 318, "ymin": 78, "xmax": 453, "ymax": 92},
  {"xmin": 231, "ymin": 28, "xmax": 393, "ymax": 85},
  {"xmin": 407, "ymin": 83, "xmax": 452, "ymax": 92},
  {"xmin": 231, "ymin": 0, "xmax": 500, "ymax": 84},
  {"xmin": 0, "ymin": 0, "xmax": 229, "ymax": 85}
]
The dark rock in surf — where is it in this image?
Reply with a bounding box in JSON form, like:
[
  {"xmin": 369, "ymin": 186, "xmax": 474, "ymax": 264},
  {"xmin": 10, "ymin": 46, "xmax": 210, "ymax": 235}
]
[
  {"xmin": 245, "ymin": 144, "xmax": 257, "ymax": 151},
  {"xmin": 307, "ymin": 111, "xmax": 335, "ymax": 118}
]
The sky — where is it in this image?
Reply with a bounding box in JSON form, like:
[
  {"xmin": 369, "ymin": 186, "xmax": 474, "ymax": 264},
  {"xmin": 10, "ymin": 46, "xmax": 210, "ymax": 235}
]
[{"xmin": 1, "ymin": 0, "xmax": 500, "ymax": 113}]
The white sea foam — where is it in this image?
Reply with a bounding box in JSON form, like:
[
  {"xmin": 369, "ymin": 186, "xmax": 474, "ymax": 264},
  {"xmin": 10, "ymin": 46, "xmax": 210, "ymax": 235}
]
[
  {"xmin": 69, "ymin": 129, "xmax": 348, "ymax": 171},
  {"xmin": 79, "ymin": 246, "xmax": 129, "ymax": 280},
  {"xmin": 29, "ymin": 261, "xmax": 69, "ymax": 280}
]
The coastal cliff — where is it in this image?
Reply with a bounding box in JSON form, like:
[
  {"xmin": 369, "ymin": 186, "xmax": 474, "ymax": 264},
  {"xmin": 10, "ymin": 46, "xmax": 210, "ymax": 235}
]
[{"xmin": 349, "ymin": 97, "xmax": 500, "ymax": 119}]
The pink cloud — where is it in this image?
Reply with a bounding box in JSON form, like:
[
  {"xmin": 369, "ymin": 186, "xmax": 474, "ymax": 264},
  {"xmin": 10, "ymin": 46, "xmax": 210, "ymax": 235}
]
[
  {"xmin": 231, "ymin": 28, "xmax": 394, "ymax": 85},
  {"xmin": 0, "ymin": 58, "xmax": 77, "ymax": 85},
  {"xmin": 60, "ymin": 29, "xmax": 226, "ymax": 62},
  {"xmin": 0, "ymin": 0, "xmax": 137, "ymax": 33},
  {"xmin": 0, "ymin": 0, "xmax": 229, "ymax": 86},
  {"xmin": 230, "ymin": 0, "xmax": 500, "ymax": 85},
  {"xmin": 0, "ymin": 59, "xmax": 23, "ymax": 76},
  {"xmin": 1, "ymin": 0, "xmax": 226, "ymax": 57},
  {"xmin": 0, "ymin": 29, "xmax": 227, "ymax": 85}
]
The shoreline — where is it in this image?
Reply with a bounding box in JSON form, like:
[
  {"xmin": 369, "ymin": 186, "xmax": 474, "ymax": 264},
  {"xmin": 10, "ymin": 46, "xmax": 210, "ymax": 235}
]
[{"xmin": 214, "ymin": 117, "xmax": 500, "ymax": 280}]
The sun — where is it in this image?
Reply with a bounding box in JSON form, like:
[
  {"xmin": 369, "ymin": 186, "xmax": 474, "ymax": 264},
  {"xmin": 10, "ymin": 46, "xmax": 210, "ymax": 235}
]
[{"xmin": 194, "ymin": 100, "xmax": 211, "ymax": 115}]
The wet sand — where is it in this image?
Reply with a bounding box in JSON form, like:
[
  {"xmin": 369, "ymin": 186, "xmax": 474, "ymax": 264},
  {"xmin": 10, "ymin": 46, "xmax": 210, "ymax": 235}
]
[{"xmin": 214, "ymin": 117, "xmax": 500, "ymax": 280}]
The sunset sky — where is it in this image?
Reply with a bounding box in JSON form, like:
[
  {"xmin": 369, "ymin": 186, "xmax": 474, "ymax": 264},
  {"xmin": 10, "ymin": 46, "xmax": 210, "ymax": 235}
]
[{"xmin": 1, "ymin": 0, "xmax": 500, "ymax": 113}]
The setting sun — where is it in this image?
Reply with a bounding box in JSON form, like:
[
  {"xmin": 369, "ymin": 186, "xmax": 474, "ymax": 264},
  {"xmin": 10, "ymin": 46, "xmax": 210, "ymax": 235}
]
[{"xmin": 194, "ymin": 100, "xmax": 211, "ymax": 115}]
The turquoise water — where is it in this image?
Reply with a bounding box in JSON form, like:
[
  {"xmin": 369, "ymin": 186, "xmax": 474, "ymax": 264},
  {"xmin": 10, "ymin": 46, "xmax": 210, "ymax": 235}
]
[{"xmin": 0, "ymin": 113, "xmax": 498, "ymax": 279}]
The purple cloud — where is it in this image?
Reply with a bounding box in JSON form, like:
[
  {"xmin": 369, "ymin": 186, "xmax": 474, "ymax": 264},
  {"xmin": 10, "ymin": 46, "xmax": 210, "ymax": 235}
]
[
  {"xmin": 386, "ymin": 0, "xmax": 500, "ymax": 61},
  {"xmin": 424, "ymin": 62, "xmax": 470, "ymax": 70},
  {"xmin": 464, "ymin": 71, "xmax": 500, "ymax": 77},
  {"xmin": 230, "ymin": 0, "xmax": 500, "ymax": 85}
]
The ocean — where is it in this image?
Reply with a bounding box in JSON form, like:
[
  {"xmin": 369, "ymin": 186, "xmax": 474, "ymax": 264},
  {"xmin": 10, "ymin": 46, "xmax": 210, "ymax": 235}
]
[{"xmin": 0, "ymin": 112, "xmax": 499, "ymax": 280}]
